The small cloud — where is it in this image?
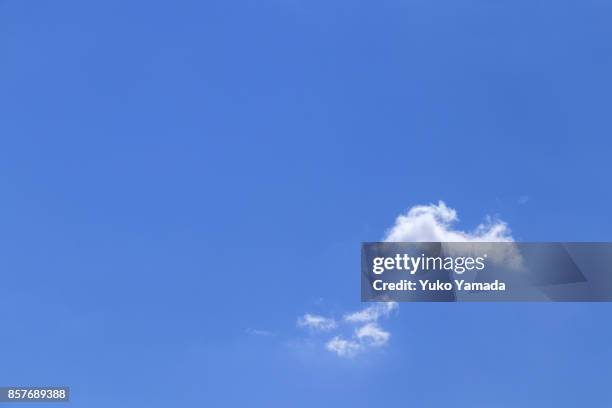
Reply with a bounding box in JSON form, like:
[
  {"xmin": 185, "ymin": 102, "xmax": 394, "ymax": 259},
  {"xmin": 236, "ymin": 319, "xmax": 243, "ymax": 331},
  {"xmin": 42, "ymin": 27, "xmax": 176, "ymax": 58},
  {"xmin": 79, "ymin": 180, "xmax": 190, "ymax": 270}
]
[
  {"xmin": 246, "ymin": 328, "xmax": 276, "ymax": 337},
  {"xmin": 344, "ymin": 302, "xmax": 398, "ymax": 323},
  {"xmin": 297, "ymin": 314, "xmax": 337, "ymax": 331},
  {"xmin": 325, "ymin": 336, "xmax": 362, "ymax": 357},
  {"xmin": 518, "ymin": 195, "xmax": 530, "ymax": 205},
  {"xmin": 325, "ymin": 323, "xmax": 390, "ymax": 357},
  {"xmin": 355, "ymin": 323, "xmax": 390, "ymax": 347},
  {"xmin": 322, "ymin": 303, "xmax": 395, "ymax": 358}
]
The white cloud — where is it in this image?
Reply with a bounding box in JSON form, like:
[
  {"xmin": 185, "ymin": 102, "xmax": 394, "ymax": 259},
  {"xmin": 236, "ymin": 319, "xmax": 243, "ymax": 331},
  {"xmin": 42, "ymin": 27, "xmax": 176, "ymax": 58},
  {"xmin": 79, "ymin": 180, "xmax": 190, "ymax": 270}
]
[
  {"xmin": 383, "ymin": 201, "xmax": 520, "ymax": 269},
  {"xmin": 384, "ymin": 201, "xmax": 512, "ymax": 242},
  {"xmin": 344, "ymin": 302, "xmax": 398, "ymax": 323},
  {"xmin": 325, "ymin": 336, "xmax": 362, "ymax": 357},
  {"xmin": 325, "ymin": 323, "xmax": 391, "ymax": 357},
  {"xmin": 297, "ymin": 314, "xmax": 337, "ymax": 331},
  {"xmin": 327, "ymin": 303, "xmax": 396, "ymax": 357},
  {"xmin": 355, "ymin": 323, "xmax": 390, "ymax": 347}
]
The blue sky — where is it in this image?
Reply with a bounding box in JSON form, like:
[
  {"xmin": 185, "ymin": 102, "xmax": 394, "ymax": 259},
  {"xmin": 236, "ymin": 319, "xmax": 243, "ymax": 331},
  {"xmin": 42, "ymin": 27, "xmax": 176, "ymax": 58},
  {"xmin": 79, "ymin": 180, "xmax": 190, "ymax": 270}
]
[{"xmin": 1, "ymin": 0, "xmax": 612, "ymax": 406}]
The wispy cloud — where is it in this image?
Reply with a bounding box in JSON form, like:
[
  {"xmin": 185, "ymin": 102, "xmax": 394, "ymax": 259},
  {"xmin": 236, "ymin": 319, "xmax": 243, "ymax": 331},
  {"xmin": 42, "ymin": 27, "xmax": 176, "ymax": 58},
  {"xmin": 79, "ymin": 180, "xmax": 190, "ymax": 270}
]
[
  {"xmin": 246, "ymin": 328, "xmax": 276, "ymax": 337},
  {"xmin": 325, "ymin": 336, "xmax": 362, "ymax": 357},
  {"xmin": 297, "ymin": 314, "xmax": 337, "ymax": 331},
  {"xmin": 344, "ymin": 302, "xmax": 398, "ymax": 323},
  {"xmin": 355, "ymin": 323, "xmax": 390, "ymax": 347},
  {"xmin": 323, "ymin": 303, "xmax": 396, "ymax": 357}
]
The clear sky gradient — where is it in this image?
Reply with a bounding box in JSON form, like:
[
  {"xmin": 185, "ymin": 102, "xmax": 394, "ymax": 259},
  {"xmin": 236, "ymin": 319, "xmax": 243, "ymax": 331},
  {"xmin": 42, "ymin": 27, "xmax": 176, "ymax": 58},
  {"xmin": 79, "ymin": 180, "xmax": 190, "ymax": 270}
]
[{"xmin": 1, "ymin": 1, "xmax": 612, "ymax": 406}]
